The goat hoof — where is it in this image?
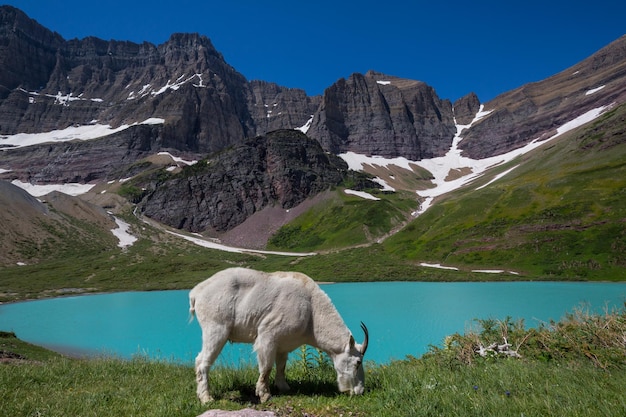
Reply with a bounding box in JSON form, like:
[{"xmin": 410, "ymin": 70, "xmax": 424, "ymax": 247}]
[{"xmin": 198, "ymin": 393, "xmax": 213, "ymax": 404}]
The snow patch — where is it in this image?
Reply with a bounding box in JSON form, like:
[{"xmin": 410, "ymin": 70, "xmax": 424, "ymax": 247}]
[
  {"xmin": 295, "ymin": 115, "xmax": 314, "ymax": 133},
  {"xmin": 0, "ymin": 118, "xmax": 165, "ymax": 149},
  {"xmin": 344, "ymin": 189, "xmax": 380, "ymax": 201},
  {"xmin": 11, "ymin": 180, "xmax": 96, "ymax": 197},
  {"xmin": 111, "ymin": 217, "xmax": 137, "ymax": 248},
  {"xmin": 475, "ymin": 165, "xmax": 519, "ymax": 190},
  {"xmin": 157, "ymin": 152, "xmax": 198, "ymax": 166},
  {"xmin": 420, "ymin": 262, "xmax": 459, "ymax": 271},
  {"xmin": 126, "ymin": 74, "xmax": 206, "ymax": 99},
  {"xmin": 372, "ymin": 177, "xmax": 395, "ymax": 191},
  {"xmin": 141, "ymin": 117, "xmax": 165, "ymax": 125},
  {"xmin": 585, "ymin": 85, "xmax": 605, "ymax": 95},
  {"xmin": 166, "ymin": 230, "xmax": 317, "ymax": 257},
  {"xmin": 377, "ymin": 80, "xmax": 391, "ymax": 85}
]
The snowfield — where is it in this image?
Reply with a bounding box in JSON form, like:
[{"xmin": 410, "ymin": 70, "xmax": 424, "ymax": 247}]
[{"xmin": 0, "ymin": 118, "xmax": 165, "ymax": 149}]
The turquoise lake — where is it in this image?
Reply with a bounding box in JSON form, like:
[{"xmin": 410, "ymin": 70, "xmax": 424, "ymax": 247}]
[{"xmin": 1, "ymin": 282, "xmax": 625, "ymax": 365}]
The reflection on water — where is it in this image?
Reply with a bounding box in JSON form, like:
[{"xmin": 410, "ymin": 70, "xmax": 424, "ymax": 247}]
[{"xmin": 1, "ymin": 282, "xmax": 625, "ymax": 364}]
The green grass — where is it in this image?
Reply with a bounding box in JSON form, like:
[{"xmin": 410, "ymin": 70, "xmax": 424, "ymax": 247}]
[
  {"xmin": 2, "ymin": 307, "xmax": 625, "ymax": 416},
  {"xmin": 0, "ymin": 331, "xmax": 62, "ymax": 362}
]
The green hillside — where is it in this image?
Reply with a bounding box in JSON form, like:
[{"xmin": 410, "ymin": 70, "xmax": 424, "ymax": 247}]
[
  {"xmin": 383, "ymin": 103, "xmax": 626, "ymax": 280},
  {"xmin": 267, "ymin": 189, "xmax": 418, "ymax": 251}
]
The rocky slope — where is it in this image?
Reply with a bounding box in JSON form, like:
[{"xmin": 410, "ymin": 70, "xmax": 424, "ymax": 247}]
[
  {"xmin": 459, "ymin": 35, "xmax": 626, "ymax": 158},
  {"xmin": 0, "ymin": 180, "xmax": 116, "ymax": 265}
]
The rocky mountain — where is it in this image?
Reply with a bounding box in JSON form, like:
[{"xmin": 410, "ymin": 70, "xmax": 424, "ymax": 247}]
[
  {"xmin": 306, "ymin": 71, "xmax": 457, "ymax": 160},
  {"xmin": 0, "ymin": 5, "xmax": 317, "ymax": 155},
  {"xmin": 0, "ymin": 6, "xmax": 456, "ymax": 164},
  {"xmin": 1, "ymin": 5, "xmax": 626, "ymax": 250}
]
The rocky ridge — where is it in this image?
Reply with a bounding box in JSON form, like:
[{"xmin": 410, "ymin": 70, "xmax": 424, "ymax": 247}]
[
  {"xmin": 0, "ymin": 6, "xmax": 316, "ymax": 155},
  {"xmin": 0, "ymin": 5, "xmax": 459, "ymax": 166}
]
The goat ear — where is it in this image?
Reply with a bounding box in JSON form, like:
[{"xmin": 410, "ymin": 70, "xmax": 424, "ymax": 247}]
[{"xmin": 349, "ymin": 335, "xmax": 356, "ymax": 349}]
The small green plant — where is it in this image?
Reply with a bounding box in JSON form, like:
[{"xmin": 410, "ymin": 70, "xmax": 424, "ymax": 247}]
[
  {"xmin": 295, "ymin": 344, "xmax": 333, "ymax": 376},
  {"xmin": 117, "ymin": 183, "xmax": 145, "ymax": 203}
]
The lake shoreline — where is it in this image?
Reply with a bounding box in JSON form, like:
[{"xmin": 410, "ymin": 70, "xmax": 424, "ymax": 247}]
[{"xmin": 2, "ymin": 282, "xmax": 625, "ymax": 364}]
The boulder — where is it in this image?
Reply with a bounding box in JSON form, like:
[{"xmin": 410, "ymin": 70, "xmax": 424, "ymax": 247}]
[{"xmin": 197, "ymin": 409, "xmax": 276, "ymax": 417}]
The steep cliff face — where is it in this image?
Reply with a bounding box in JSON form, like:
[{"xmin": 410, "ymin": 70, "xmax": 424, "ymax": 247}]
[
  {"xmin": 306, "ymin": 70, "xmax": 456, "ymax": 159},
  {"xmin": 246, "ymin": 80, "xmax": 320, "ymax": 134},
  {"xmin": 141, "ymin": 130, "xmax": 347, "ymax": 233},
  {"xmin": 0, "ymin": 6, "xmax": 313, "ymax": 155},
  {"xmin": 459, "ymin": 35, "xmax": 626, "ymax": 159}
]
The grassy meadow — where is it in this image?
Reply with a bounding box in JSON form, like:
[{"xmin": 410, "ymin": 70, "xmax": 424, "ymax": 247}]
[{"xmin": 2, "ymin": 306, "xmax": 625, "ymax": 417}]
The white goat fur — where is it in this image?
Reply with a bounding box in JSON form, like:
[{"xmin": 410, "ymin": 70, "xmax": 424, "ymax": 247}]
[{"xmin": 189, "ymin": 267, "xmax": 368, "ymax": 403}]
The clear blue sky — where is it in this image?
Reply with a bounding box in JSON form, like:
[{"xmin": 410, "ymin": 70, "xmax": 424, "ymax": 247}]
[{"xmin": 5, "ymin": 1, "xmax": 625, "ymax": 102}]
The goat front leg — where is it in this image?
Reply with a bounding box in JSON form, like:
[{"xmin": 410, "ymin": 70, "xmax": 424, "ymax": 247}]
[{"xmin": 274, "ymin": 351, "xmax": 290, "ymax": 393}]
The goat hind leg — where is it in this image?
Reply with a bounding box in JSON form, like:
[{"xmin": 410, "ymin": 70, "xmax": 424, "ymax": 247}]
[{"xmin": 195, "ymin": 325, "xmax": 228, "ymax": 404}]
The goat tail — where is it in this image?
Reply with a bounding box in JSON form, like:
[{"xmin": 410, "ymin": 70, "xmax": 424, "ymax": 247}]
[{"xmin": 188, "ymin": 295, "xmax": 196, "ymax": 324}]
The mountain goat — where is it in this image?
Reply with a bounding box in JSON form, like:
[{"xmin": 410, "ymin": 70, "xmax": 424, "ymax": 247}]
[{"xmin": 189, "ymin": 267, "xmax": 369, "ymax": 403}]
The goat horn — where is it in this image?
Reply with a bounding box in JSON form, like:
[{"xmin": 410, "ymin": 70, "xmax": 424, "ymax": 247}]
[{"xmin": 360, "ymin": 321, "xmax": 369, "ymax": 355}]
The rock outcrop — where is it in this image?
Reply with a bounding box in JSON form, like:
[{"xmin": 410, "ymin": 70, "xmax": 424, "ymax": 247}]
[
  {"xmin": 141, "ymin": 130, "xmax": 347, "ymax": 233},
  {"xmin": 453, "ymin": 92, "xmax": 481, "ymax": 125},
  {"xmin": 306, "ymin": 70, "xmax": 456, "ymax": 160},
  {"xmin": 246, "ymin": 80, "xmax": 320, "ymax": 134}
]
